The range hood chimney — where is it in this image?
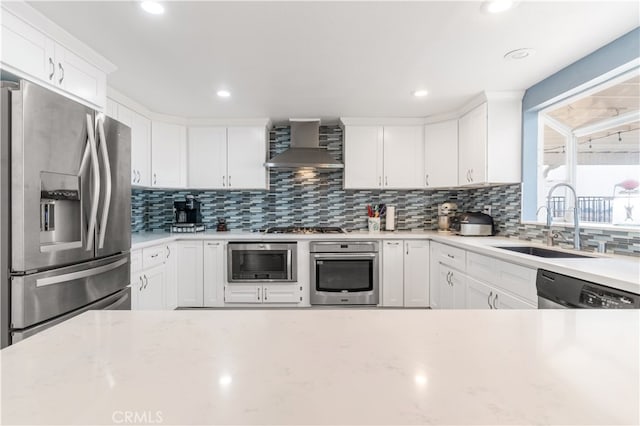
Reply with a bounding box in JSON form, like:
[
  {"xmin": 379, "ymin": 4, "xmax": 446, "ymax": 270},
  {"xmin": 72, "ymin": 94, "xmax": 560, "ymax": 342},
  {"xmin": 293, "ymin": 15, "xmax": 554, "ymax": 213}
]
[{"xmin": 265, "ymin": 119, "xmax": 344, "ymax": 169}]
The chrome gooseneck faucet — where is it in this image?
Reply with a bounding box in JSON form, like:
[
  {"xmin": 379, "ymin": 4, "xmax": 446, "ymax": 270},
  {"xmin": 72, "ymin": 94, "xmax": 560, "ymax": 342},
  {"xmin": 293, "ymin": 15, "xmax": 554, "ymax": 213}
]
[{"xmin": 546, "ymin": 183, "xmax": 581, "ymax": 250}]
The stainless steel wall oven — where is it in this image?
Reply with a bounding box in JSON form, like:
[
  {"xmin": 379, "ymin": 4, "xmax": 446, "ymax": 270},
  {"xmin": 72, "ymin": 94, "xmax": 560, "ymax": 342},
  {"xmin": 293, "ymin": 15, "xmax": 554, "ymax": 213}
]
[
  {"xmin": 227, "ymin": 242, "xmax": 297, "ymax": 283},
  {"xmin": 310, "ymin": 241, "xmax": 379, "ymax": 305}
]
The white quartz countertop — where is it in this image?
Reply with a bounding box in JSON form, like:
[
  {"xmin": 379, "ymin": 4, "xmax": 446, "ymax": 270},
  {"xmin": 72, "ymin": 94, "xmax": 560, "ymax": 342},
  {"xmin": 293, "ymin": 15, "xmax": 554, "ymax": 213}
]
[
  {"xmin": 2, "ymin": 309, "xmax": 638, "ymax": 425},
  {"xmin": 131, "ymin": 231, "xmax": 640, "ymax": 294}
]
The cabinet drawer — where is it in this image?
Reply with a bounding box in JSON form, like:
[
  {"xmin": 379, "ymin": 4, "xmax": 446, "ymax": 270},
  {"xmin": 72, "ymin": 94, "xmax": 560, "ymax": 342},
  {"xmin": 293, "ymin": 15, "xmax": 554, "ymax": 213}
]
[
  {"xmin": 495, "ymin": 260, "xmax": 537, "ymax": 303},
  {"xmin": 131, "ymin": 250, "xmax": 143, "ymax": 273},
  {"xmin": 143, "ymin": 245, "xmax": 166, "ymax": 269},
  {"xmin": 467, "ymin": 252, "xmax": 497, "ymax": 283},
  {"xmin": 433, "ymin": 243, "xmax": 466, "ymax": 271}
]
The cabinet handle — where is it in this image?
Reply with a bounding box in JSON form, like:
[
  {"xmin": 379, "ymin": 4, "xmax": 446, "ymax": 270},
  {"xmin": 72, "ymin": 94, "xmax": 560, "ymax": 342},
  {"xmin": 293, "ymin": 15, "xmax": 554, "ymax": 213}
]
[
  {"xmin": 139, "ymin": 276, "xmax": 144, "ymax": 291},
  {"xmin": 228, "ymin": 176, "xmax": 231, "ymax": 187},
  {"xmin": 151, "ymin": 253, "xmax": 159, "ymax": 258},
  {"xmin": 378, "ymin": 176, "xmax": 382, "ymax": 187},
  {"xmin": 48, "ymin": 57, "xmax": 55, "ymax": 80},
  {"xmin": 143, "ymin": 275, "xmax": 148, "ymax": 289},
  {"xmin": 58, "ymin": 63, "xmax": 64, "ymax": 84},
  {"xmin": 466, "ymin": 170, "xmax": 471, "ymax": 182},
  {"xmin": 406, "ymin": 244, "xmax": 409, "ymax": 255},
  {"xmin": 166, "ymin": 245, "xmax": 170, "ymax": 259},
  {"xmin": 207, "ymin": 242, "xmax": 220, "ymax": 246},
  {"xmin": 222, "ymin": 176, "xmax": 226, "ymax": 187},
  {"xmin": 470, "ymin": 169, "xmax": 474, "ymax": 182},
  {"xmin": 136, "ymin": 170, "xmax": 140, "ymax": 183},
  {"xmin": 487, "ymin": 291, "xmax": 493, "ymax": 308},
  {"xmin": 492, "ymin": 293, "xmax": 498, "ymax": 309},
  {"xmin": 385, "ymin": 176, "xmax": 388, "ymax": 186},
  {"xmin": 257, "ymin": 287, "xmax": 260, "ymax": 301},
  {"xmin": 153, "ymin": 173, "xmax": 157, "ymax": 185},
  {"xmin": 425, "ymin": 174, "xmax": 429, "ymax": 187},
  {"xmin": 449, "ymin": 272, "xmax": 454, "ymax": 286},
  {"xmin": 387, "ymin": 242, "xmax": 400, "ymax": 246},
  {"xmin": 264, "ymin": 288, "xmax": 267, "ymax": 301},
  {"xmin": 446, "ymin": 254, "xmax": 455, "ymax": 259}
]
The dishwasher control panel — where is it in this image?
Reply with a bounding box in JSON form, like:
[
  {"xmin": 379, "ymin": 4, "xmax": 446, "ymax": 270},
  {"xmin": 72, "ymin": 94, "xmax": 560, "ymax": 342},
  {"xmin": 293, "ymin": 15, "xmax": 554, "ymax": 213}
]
[{"xmin": 580, "ymin": 285, "xmax": 637, "ymax": 309}]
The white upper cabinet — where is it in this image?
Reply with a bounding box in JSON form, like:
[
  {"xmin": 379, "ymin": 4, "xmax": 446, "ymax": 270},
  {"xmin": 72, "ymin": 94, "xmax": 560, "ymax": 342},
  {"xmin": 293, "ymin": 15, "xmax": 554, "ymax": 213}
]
[
  {"xmin": 424, "ymin": 120, "xmax": 458, "ymax": 188},
  {"xmin": 0, "ymin": 6, "xmax": 111, "ymax": 109},
  {"xmin": 152, "ymin": 121, "xmax": 187, "ymax": 188},
  {"xmin": 110, "ymin": 101, "xmax": 151, "ymax": 186},
  {"xmin": 188, "ymin": 127, "xmax": 227, "ymax": 189},
  {"xmin": 344, "ymin": 126, "xmax": 384, "ymax": 189},
  {"xmin": 227, "ymin": 126, "xmax": 268, "ymax": 190},
  {"xmin": 343, "ymin": 123, "xmax": 423, "ymax": 189},
  {"xmin": 187, "ymin": 126, "xmax": 268, "ymax": 190},
  {"xmin": 458, "ymin": 94, "xmax": 522, "ymax": 185},
  {"xmin": 382, "ymin": 126, "xmax": 424, "ymax": 189}
]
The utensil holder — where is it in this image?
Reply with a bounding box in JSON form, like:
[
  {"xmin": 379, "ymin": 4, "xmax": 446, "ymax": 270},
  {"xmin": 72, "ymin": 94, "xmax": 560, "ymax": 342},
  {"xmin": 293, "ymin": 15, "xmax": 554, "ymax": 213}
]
[{"xmin": 368, "ymin": 217, "xmax": 381, "ymax": 232}]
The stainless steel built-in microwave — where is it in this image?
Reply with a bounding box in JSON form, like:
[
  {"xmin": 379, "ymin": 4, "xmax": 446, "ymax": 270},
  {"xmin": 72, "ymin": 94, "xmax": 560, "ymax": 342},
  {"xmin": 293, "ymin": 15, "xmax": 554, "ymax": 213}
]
[{"xmin": 227, "ymin": 242, "xmax": 297, "ymax": 283}]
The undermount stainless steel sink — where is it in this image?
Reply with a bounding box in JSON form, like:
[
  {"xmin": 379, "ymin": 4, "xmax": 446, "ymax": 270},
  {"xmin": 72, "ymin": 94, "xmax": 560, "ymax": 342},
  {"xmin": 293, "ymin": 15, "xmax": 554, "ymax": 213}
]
[{"xmin": 495, "ymin": 246, "xmax": 595, "ymax": 259}]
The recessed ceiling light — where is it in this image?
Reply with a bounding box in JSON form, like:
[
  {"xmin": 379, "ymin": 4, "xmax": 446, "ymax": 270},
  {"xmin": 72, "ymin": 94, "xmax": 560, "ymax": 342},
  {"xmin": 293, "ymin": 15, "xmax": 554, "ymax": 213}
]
[
  {"xmin": 504, "ymin": 48, "xmax": 536, "ymax": 60},
  {"xmin": 217, "ymin": 90, "xmax": 231, "ymax": 98},
  {"xmin": 140, "ymin": 1, "xmax": 164, "ymax": 15},
  {"xmin": 481, "ymin": 0, "xmax": 517, "ymax": 14},
  {"xmin": 412, "ymin": 90, "xmax": 428, "ymax": 97}
]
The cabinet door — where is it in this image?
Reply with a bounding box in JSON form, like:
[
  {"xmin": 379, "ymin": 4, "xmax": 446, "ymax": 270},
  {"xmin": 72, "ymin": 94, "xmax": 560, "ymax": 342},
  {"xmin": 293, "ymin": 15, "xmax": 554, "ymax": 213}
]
[
  {"xmin": 465, "ymin": 276, "xmax": 494, "ymax": 309},
  {"xmin": 130, "ymin": 272, "xmax": 144, "ymax": 310},
  {"xmin": 381, "ymin": 241, "xmax": 404, "ymax": 307},
  {"xmin": 0, "ymin": 10, "xmax": 55, "ymax": 84},
  {"xmin": 203, "ymin": 241, "xmax": 225, "ymax": 307},
  {"xmin": 187, "ymin": 127, "xmax": 227, "ymax": 189},
  {"xmin": 263, "ymin": 284, "xmax": 301, "ymax": 304},
  {"xmin": 450, "ymin": 268, "xmax": 467, "ymax": 309},
  {"xmin": 139, "ymin": 264, "xmax": 165, "ymax": 310},
  {"xmin": 343, "ymin": 126, "xmax": 383, "ymax": 189},
  {"xmin": 227, "ymin": 127, "xmax": 268, "ymax": 189},
  {"xmin": 224, "ymin": 284, "xmax": 262, "ymax": 304},
  {"xmin": 132, "ymin": 112, "xmax": 151, "ymax": 187},
  {"xmin": 382, "ymin": 126, "xmax": 424, "ymax": 188},
  {"xmin": 424, "ymin": 120, "xmax": 458, "ymax": 188},
  {"xmin": 429, "ymin": 245, "xmax": 441, "ymax": 309},
  {"xmin": 55, "ymin": 44, "xmax": 106, "ymax": 109},
  {"xmin": 493, "ymin": 289, "xmax": 537, "ymax": 309},
  {"xmin": 151, "ymin": 121, "xmax": 186, "ymax": 188},
  {"xmin": 164, "ymin": 243, "xmax": 178, "ymax": 310},
  {"xmin": 177, "ymin": 241, "xmax": 203, "ymax": 307},
  {"xmin": 437, "ymin": 264, "xmax": 455, "ymax": 309},
  {"xmin": 458, "ymin": 103, "xmax": 487, "ymax": 185},
  {"xmin": 403, "ymin": 240, "xmax": 429, "ymax": 307}
]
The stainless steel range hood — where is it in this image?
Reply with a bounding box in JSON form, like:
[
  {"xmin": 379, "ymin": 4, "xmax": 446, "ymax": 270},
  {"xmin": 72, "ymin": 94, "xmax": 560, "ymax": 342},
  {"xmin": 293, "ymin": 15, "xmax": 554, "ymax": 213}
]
[{"xmin": 265, "ymin": 119, "xmax": 344, "ymax": 169}]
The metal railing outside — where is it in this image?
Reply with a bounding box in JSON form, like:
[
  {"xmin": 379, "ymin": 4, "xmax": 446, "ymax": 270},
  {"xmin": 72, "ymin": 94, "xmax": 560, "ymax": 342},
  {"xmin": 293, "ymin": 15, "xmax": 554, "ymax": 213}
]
[{"xmin": 549, "ymin": 196, "xmax": 613, "ymax": 223}]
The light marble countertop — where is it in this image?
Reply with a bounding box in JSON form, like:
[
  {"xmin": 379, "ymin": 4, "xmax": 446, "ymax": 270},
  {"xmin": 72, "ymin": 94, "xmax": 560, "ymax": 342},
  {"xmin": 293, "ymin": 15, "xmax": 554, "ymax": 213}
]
[
  {"xmin": 1, "ymin": 309, "xmax": 638, "ymax": 425},
  {"xmin": 131, "ymin": 231, "xmax": 640, "ymax": 294}
]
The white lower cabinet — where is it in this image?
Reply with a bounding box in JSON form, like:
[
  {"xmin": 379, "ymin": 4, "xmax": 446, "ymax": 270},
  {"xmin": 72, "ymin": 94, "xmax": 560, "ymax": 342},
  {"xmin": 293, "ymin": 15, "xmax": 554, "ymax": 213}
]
[
  {"xmin": 466, "ymin": 276, "xmax": 536, "ymax": 309},
  {"xmin": 224, "ymin": 283, "xmax": 302, "ymax": 304},
  {"xmin": 403, "ymin": 240, "xmax": 430, "ymax": 307},
  {"xmin": 131, "ymin": 244, "xmax": 176, "ymax": 310},
  {"xmin": 177, "ymin": 241, "xmax": 204, "ymax": 307},
  {"xmin": 203, "ymin": 241, "xmax": 225, "ymax": 307},
  {"xmin": 381, "ymin": 241, "xmax": 404, "ymax": 307},
  {"xmin": 435, "ymin": 263, "xmax": 466, "ymax": 309},
  {"xmin": 381, "ymin": 240, "xmax": 429, "ymax": 308}
]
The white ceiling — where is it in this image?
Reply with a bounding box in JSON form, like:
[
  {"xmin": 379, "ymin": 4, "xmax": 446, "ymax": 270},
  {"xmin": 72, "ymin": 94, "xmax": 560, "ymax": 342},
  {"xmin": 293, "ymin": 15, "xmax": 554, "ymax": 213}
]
[{"xmin": 28, "ymin": 1, "xmax": 640, "ymax": 122}]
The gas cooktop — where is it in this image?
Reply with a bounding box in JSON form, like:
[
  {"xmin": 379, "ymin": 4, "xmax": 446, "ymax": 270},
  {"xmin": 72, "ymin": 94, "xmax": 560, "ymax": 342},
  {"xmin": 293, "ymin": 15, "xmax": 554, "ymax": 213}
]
[{"xmin": 265, "ymin": 226, "xmax": 346, "ymax": 234}]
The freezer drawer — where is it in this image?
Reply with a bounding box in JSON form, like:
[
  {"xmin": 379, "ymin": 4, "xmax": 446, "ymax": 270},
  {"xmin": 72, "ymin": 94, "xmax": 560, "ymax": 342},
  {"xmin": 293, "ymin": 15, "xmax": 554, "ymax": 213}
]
[
  {"xmin": 11, "ymin": 253, "xmax": 130, "ymax": 329},
  {"xmin": 11, "ymin": 287, "xmax": 131, "ymax": 344}
]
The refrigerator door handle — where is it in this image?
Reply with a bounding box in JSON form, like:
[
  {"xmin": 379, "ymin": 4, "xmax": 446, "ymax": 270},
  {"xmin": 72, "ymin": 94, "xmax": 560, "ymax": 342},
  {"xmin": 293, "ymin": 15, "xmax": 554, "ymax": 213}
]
[
  {"xmin": 35, "ymin": 257, "xmax": 128, "ymax": 287},
  {"xmin": 84, "ymin": 113, "xmax": 100, "ymax": 251},
  {"xmin": 96, "ymin": 117, "xmax": 111, "ymax": 249}
]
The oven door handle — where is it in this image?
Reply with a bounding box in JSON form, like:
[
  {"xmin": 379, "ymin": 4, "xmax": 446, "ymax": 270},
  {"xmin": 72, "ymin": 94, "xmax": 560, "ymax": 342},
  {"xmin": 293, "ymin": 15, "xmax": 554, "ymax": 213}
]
[{"xmin": 312, "ymin": 253, "xmax": 377, "ymax": 260}]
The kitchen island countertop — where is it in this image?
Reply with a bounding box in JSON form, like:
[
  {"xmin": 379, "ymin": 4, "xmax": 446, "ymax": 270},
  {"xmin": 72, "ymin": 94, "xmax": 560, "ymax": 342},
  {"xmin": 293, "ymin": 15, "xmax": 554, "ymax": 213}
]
[{"xmin": 1, "ymin": 309, "xmax": 638, "ymax": 425}]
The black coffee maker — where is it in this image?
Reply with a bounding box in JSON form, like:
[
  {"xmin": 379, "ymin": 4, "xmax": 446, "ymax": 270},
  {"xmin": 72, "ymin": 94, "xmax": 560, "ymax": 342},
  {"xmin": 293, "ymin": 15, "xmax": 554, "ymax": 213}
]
[{"xmin": 172, "ymin": 195, "xmax": 204, "ymax": 232}]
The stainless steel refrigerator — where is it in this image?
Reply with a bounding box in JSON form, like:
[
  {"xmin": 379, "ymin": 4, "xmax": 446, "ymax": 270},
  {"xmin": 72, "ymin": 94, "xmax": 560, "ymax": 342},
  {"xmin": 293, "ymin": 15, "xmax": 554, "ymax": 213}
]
[{"xmin": 1, "ymin": 79, "xmax": 131, "ymax": 348}]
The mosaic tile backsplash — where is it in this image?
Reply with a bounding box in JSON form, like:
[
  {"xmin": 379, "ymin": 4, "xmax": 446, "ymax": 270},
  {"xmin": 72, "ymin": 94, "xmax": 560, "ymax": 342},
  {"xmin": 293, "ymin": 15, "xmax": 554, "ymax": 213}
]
[{"xmin": 132, "ymin": 126, "xmax": 639, "ymax": 256}]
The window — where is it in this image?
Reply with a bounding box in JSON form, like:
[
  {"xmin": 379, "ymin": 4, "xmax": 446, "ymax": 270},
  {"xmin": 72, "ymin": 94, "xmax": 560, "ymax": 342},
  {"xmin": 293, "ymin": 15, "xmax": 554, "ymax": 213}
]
[{"xmin": 534, "ymin": 70, "xmax": 640, "ymax": 227}]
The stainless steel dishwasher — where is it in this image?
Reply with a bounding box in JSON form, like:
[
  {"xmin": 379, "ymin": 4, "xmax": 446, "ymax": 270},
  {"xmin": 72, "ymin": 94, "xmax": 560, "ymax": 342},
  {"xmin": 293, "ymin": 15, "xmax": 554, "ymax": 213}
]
[{"xmin": 536, "ymin": 269, "xmax": 639, "ymax": 309}]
